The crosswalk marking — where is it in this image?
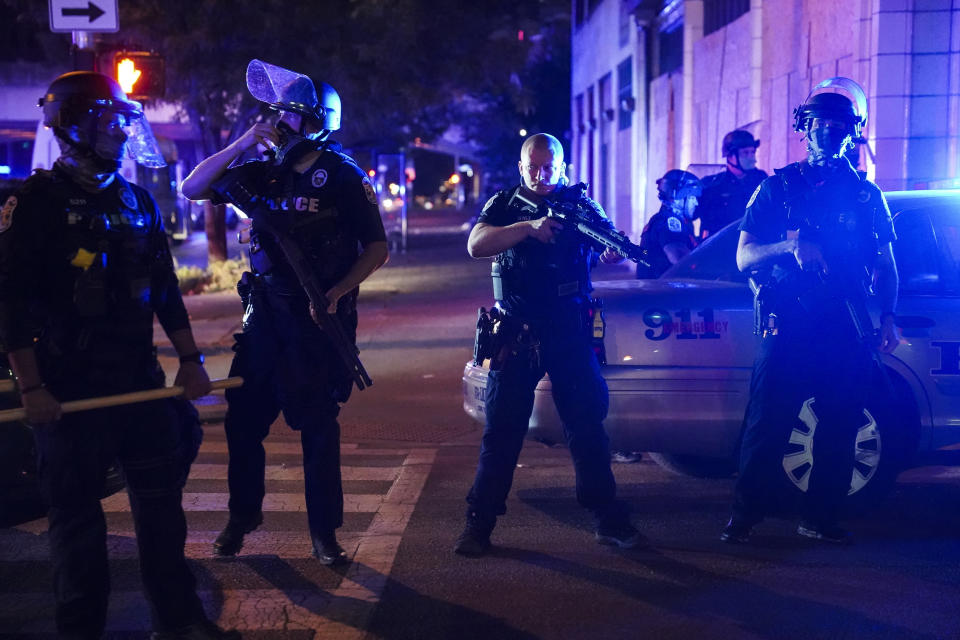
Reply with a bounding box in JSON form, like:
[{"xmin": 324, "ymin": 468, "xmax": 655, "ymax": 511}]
[
  {"xmin": 0, "ymin": 434, "xmax": 439, "ymax": 637},
  {"xmin": 99, "ymin": 492, "xmax": 387, "ymax": 513},
  {"xmin": 197, "ymin": 442, "xmax": 419, "ymax": 456},
  {"xmin": 187, "ymin": 463, "xmax": 399, "ymax": 482}
]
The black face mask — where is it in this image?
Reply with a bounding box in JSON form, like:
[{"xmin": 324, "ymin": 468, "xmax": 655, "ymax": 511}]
[{"xmin": 809, "ymin": 127, "xmax": 850, "ymax": 161}]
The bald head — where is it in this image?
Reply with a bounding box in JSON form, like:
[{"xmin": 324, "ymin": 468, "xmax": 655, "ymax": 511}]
[
  {"xmin": 521, "ymin": 133, "xmax": 564, "ymax": 162},
  {"xmin": 519, "ymin": 133, "xmax": 566, "ymax": 195}
]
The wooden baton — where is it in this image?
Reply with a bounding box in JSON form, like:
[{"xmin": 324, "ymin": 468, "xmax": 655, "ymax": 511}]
[{"xmin": 0, "ymin": 376, "xmax": 243, "ymax": 424}]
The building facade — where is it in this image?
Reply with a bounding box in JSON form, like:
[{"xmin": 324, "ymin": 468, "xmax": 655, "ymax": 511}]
[{"xmin": 572, "ymin": 0, "xmax": 960, "ymax": 238}]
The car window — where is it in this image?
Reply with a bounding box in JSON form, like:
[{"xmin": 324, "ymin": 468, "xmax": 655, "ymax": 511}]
[
  {"xmin": 892, "ymin": 208, "xmax": 940, "ymax": 295},
  {"xmin": 929, "ymin": 206, "xmax": 960, "ymax": 294},
  {"xmin": 662, "ymin": 222, "xmax": 746, "ymax": 282}
]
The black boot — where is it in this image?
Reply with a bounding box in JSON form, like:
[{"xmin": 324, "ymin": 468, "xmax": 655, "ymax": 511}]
[
  {"xmin": 453, "ymin": 511, "xmax": 494, "ymax": 558},
  {"xmin": 212, "ymin": 512, "xmax": 263, "ymax": 557},
  {"xmin": 311, "ymin": 530, "xmax": 349, "ymax": 566}
]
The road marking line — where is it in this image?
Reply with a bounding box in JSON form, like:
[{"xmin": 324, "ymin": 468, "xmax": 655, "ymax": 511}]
[
  {"xmin": 198, "ymin": 442, "xmax": 415, "ymax": 456},
  {"xmin": 0, "ymin": 447, "xmax": 439, "ymax": 636},
  {"xmin": 97, "ymin": 492, "xmax": 384, "ymax": 513},
  {"xmin": 187, "ymin": 463, "xmax": 399, "ymax": 481}
]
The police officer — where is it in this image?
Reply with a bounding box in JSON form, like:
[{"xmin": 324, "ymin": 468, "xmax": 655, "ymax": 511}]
[
  {"xmin": 180, "ymin": 60, "xmax": 388, "ymax": 565},
  {"xmin": 455, "ymin": 133, "xmax": 643, "ymax": 557},
  {"xmin": 0, "ymin": 72, "xmax": 238, "ymax": 639},
  {"xmin": 696, "ymin": 130, "xmax": 767, "ymax": 240},
  {"xmin": 721, "ymin": 79, "xmax": 900, "ymax": 545},
  {"xmin": 635, "ymin": 170, "xmax": 701, "ymax": 279}
]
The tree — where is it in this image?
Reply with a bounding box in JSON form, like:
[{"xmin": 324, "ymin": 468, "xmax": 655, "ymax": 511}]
[{"xmin": 4, "ymin": 0, "xmax": 572, "ymax": 248}]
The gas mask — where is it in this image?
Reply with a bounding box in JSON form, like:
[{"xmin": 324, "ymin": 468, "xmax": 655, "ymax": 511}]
[{"xmin": 264, "ymin": 119, "xmax": 324, "ymax": 167}]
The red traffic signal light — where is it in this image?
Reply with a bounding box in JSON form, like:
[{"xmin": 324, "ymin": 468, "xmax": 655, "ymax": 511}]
[{"xmin": 112, "ymin": 52, "xmax": 165, "ymax": 100}]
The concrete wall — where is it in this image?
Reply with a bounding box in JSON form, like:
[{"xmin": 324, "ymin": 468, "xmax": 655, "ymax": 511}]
[
  {"xmin": 572, "ymin": 0, "xmax": 960, "ymax": 233},
  {"xmin": 571, "ymin": 0, "xmax": 649, "ymax": 238}
]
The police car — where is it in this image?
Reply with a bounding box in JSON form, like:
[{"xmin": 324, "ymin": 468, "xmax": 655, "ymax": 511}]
[{"xmin": 463, "ymin": 189, "xmax": 960, "ymax": 506}]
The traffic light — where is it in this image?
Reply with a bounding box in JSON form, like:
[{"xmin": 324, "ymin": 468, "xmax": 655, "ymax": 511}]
[{"xmin": 112, "ymin": 52, "xmax": 165, "ymax": 100}]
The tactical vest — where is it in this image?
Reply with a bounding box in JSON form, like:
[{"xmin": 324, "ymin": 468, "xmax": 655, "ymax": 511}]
[
  {"xmin": 491, "ymin": 184, "xmax": 595, "ymax": 319},
  {"xmin": 227, "ymin": 151, "xmax": 362, "ymax": 293},
  {"xmin": 776, "ymin": 162, "xmax": 880, "ymax": 284},
  {"xmin": 29, "ymin": 170, "xmax": 170, "ymax": 367}
]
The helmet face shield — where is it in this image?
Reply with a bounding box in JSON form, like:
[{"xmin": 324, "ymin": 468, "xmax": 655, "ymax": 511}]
[
  {"xmin": 86, "ymin": 104, "xmax": 166, "ymax": 168},
  {"xmin": 122, "ymin": 108, "xmax": 166, "ymax": 168},
  {"xmin": 793, "ymin": 76, "xmax": 868, "ymax": 137},
  {"xmin": 657, "ymin": 169, "xmax": 703, "ymax": 202},
  {"xmin": 40, "ymin": 72, "xmax": 166, "ymax": 168},
  {"xmin": 246, "ymin": 59, "xmax": 341, "ymax": 131},
  {"xmin": 247, "ymin": 59, "xmax": 317, "ymax": 117}
]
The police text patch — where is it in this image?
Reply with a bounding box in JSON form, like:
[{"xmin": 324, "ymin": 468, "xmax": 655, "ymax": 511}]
[
  {"xmin": 746, "ymin": 184, "xmax": 762, "ymax": 210},
  {"xmin": 362, "ymin": 177, "xmax": 378, "ymax": 204},
  {"xmin": 0, "ymin": 196, "xmax": 16, "ymax": 233}
]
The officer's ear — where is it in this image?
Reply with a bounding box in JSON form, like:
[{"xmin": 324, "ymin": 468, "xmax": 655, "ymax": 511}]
[{"xmin": 559, "ymin": 161, "xmax": 567, "ymax": 185}]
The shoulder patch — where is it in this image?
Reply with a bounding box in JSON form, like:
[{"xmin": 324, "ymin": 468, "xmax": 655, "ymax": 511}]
[
  {"xmin": 667, "ymin": 216, "xmax": 683, "ymax": 233},
  {"xmin": 361, "ymin": 176, "xmax": 378, "ymax": 205},
  {"xmin": 746, "ymin": 184, "xmax": 762, "ymax": 209},
  {"xmin": 118, "ymin": 185, "xmax": 138, "ymax": 210},
  {"xmin": 311, "ymin": 168, "xmax": 328, "ymax": 188},
  {"xmin": 0, "ymin": 195, "xmax": 16, "ymax": 233}
]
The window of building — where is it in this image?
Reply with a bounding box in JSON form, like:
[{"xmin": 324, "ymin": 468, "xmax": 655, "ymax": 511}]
[
  {"xmin": 659, "ymin": 24, "xmax": 683, "ymax": 75},
  {"xmin": 657, "ymin": 0, "xmax": 684, "ymax": 76},
  {"xmin": 617, "ymin": 57, "xmax": 633, "ymax": 131},
  {"xmin": 575, "ymin": 0, "xmax": 586, "ymax": 28},
  {"xmin": 619, "ymin": 1, "xmax": 631, "ymax": 47},
  {"xmin": 703, "ymin": 0, "xmax": 750, "ymax": 36}
]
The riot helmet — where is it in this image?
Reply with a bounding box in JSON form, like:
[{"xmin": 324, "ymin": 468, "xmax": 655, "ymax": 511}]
[
  {"xmin": 721, "ymin": 130, "xmax": 760, "ymax": 157},
  {"xmin": 39, "ymin": 71, "xmax": 166, "ymax": 168},
  {"xmin": 657, "ymin": 169, "xmax": 702, "ymax": 218},
  {"xmin": 246, "ymin": 59, "xmax": 341, "ymax": 134},
  {"xmin": 792, "ymin": 77, "xmax": 867, "ymax": 162}
]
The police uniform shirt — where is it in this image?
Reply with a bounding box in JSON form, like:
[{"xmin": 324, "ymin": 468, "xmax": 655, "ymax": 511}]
[
  {"xmin": 214, "ymin": 143, "xmax": 387, "ymax": 293},
  {"xmin": 697, "ymin": 167, "xmax": 767, "ymax": 238},
  {"xmin": 740, "ymin": 159, "xmax": 896, "ymax": 316},
  {"xmin": 638, "ymin": 206, "xmax": 697, "ymax": 278},
  {"xmin": 478, "ymin": 183, "xmax": 612, "ymax": 319},
  {"xmin": 0, "ymin": 168, "xmax": 189, "ymax": 366}
]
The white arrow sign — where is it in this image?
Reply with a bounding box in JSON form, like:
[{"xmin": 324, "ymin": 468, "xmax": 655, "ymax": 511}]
[{"xmin": 49, "ymin": 0, "xmax": 119, "ymax": 33}]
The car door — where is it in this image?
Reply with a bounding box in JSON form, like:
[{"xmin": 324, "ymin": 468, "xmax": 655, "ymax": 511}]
[{"xmin": 889, "ymin": 200, "xmax": 960, "ymax": 450}]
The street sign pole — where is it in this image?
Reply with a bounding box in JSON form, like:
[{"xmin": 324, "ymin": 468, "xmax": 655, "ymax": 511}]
[{"xmin": 71, "ymin": 30, "xmax": 94, "ymax": 70}]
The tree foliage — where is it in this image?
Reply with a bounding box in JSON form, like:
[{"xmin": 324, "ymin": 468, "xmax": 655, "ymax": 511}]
[{"xmin": 3, "ymin": 0, "xmax": 570, "ymax": 188}]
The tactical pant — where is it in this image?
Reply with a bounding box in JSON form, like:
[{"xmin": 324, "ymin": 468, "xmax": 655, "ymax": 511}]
[
  {"xmin": 733, "ymin": 323, "xmax": 873, "ymax": 526},
  {"xmin": 33, "ymin": 395, "xmax": 206, "ymax": 638},
  {"xmin": 466, "ymin": 318, "xmax": 627, "ymax": 530},
  {"xmin": 224, "ymin": 284, "xmax": 352, "ymax": 536}
]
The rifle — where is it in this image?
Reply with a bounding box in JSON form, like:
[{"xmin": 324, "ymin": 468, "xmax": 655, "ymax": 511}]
[
  {"xmin": 795, "ymin": 268, "xmax": 877, "ymax": 345},
  {"xmin": 509, "ymin": 189, "xmax": 651, "ymax": 267},
  {"xmin": 254, "ymin": 216, "xmax": 373, "ymax": 391}
]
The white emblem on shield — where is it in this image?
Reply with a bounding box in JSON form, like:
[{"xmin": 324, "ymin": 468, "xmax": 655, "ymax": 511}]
[{"xmin": 312, "ymin": 169, "xmax": 328, "ymax": 188}]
